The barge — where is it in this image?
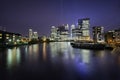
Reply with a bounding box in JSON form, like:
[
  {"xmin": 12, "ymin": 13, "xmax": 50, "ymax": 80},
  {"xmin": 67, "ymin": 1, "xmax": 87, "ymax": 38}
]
[{"xmin": 71, "ymin": 42, "xmax": 106, "ymax": 50}]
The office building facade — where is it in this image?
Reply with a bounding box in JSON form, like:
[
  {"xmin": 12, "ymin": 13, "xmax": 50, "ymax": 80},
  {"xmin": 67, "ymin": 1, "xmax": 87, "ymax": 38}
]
[
  {"xmin": 93, "ymin": 26, "xmax": 104, "ymax": 43},
  {"xmin": 50, "ymin": 26, "xmax": 58, "ymax": 41},
  {"xmin": 78, "ymin": 18, "xmax": 90, "ymax": 40}
]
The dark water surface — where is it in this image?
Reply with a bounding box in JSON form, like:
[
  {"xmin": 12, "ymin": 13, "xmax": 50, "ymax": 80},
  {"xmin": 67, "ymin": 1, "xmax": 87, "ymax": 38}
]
[{"xmin": 0, "ymin": 42, "xmax": 120, "ymax": 80}]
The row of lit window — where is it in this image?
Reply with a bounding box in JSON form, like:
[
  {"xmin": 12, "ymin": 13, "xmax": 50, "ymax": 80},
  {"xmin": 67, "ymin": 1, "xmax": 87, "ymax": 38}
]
[
  {"xmin": 0, "ymin": 33, "xmax": 15, "ymax": 37},
  {"xmin": 0, "ymin": 33, "xmax": 21, "ymax": 40},
  {"xmin": 0, "ymin": 33, "xmax": 2, "ymax": 36},
  {"xmin": 0, "ymin": 33, "xmax": 2, "ymax": 39},
  {"xmin": 6, "ymin": 34, "xmax": 9, "ymax": 36}
]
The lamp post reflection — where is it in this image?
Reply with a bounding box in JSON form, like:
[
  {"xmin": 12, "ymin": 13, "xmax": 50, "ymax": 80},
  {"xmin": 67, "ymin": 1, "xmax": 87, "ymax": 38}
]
[
  {"xmin": 80, "ymin": 50, "xmax": 90, "ymax": 64},
  {"xmin": 33, "ymin": 44, "xmax": 39, "ymax": 60},
  {"xmin": 33, "ymin": 44, "xmax": 39, "ymax": 53},
  {"xmin": 43, "ymin": 42, "xmax": 47, "ymax": 61},
  {"xmin": 28, "ymin": 44, "xmax": 39, "ymax": 62},
  {"xmin": 7, "ymin": 47, "xmax": 21, "ymax": 69}
]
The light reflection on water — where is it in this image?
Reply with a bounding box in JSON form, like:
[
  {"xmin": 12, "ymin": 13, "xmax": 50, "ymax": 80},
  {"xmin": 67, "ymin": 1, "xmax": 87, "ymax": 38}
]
[
  {"xmin": 0, "ymin": 42, "xmax": 120, "ymax": 80},
  {"xmin": 5, "ymin": 42, "xmax": 116, "ymax": 69},
  {"xmin": 7, "ymin": 47, "xmax": 20, "ymax": 69},
  {"xmin": 27, "ymin": 44, "xmax": 40, "ymax": 63},
  {"xmin": 43, "ymin": 42, "xmax": 47, "ymax": 61},
  {"xmin": 49, "ymin": 42, "xmax": 75, "ymax": 60},
  {"xmin": 80, "ymin": 49, "xmax": 90, "ymax": 64}
]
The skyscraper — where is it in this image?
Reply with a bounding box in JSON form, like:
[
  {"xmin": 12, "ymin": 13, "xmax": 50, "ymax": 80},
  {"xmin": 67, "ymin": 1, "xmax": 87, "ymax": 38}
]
[
  {"xmin": 71, "ymin": 24, "xmax": 75, "ymax": 39},
  {"xmin": 57, "ymin": 25, "xmax": 69, "ymax": 41},
  {"xmin": 65, "ymin": 24, "xmax": 69, "ymax": 30},
  {"xmin": 29, "ymin": 29, "xmax": 33, "ymax": 40},
  {"xmin": 78, "ymin": 18, "xmax": 90, "ymax": 40},
  {"xmin": 50, "ymin": 26, "xmax": 58, "ymax": 41}
]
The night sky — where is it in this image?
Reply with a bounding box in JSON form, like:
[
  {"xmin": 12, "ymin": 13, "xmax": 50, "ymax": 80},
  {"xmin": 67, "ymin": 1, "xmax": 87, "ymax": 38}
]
[{"xmin": 0, "ymin": 0, "xmax": 120, "ymax": 36}]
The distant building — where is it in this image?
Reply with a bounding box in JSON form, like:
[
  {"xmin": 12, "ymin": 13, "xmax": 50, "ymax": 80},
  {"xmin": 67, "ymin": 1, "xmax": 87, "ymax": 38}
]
[
  {"xmin": 65, "ymin": 24, "xmax": 69, "ymax": 30},
  {"xmin": 72, "ymin": 28, "xmax": 82, "ymax": 41},
  {"xmin": 33, "ymin": 32, "xmax": 38, "ymax": 39},
  {"xmin": 50, "ymin": 18, "xmax": 90, "ymax": 41},
  {"xmin": 29, "ymin": 29, "xmax": 33, "ymax": 40},
  {"xmin": 114, "ymin": 29, "xmax": 120, "ymax": 43},
  {"xmin": 93, "ymin": 26, "xmax": 104, "ymax": 43},
  {"xmin": 50, "ymin": 26, "xmax": 58, "ymax": 41},
  {"xmin": 78, "ymin": 18, "xmax": 90, "ymax": 40},
  {"xmin": 105, "ymin": 29, "xmax": 120, "ymax": 43},
  {"xmin": 29, "ymin": 29, "xmax": 38, "ymax": 40},
  {"xmin": 105, "ymin": 30, "xmax": 115, "ymax": 43},
  {"xmin": 57, "ymin": 25, "xmax": 69, "ymax": 41},
  {"xmin": 70, "ymin": 24, "xmax": 75, "ymax": 39},
  {"xmin": 0, "ymin": 30, "xmax": 21, "ymax": 45},
  {"xmin": 50, "ymin": 25, "xmax": 69, "ymax": 41}
]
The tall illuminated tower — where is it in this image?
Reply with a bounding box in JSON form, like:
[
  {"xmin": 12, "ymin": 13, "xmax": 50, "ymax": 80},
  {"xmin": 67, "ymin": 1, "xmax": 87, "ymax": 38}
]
[
  {"xmin": 78, "ymin": 18, "xmax": 90, "ymax": 40},
  {"xmin": 50, "ymin": 26, "xmax": 58, "ymax": 40},
  {"xmin": 71, "ymin": 24, "xmax": 75, "ymax": 39},
  {"xmin": 65, "ymin": 24, "xmax": 69, "ymax": 30},
  {"xmin": 29, "ymin": 29, "xmax": 33, "ymax": 40}
]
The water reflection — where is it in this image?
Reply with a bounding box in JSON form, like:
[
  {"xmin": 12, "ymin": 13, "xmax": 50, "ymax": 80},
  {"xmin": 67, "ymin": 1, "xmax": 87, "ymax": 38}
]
[
  {"xmin": 7, "ymin": 47, "xmax": 21, "ymax": 69},
  {"xmin": 49, "ymin": 42, "xmax": 74, "ymax": 60},
  {"xmin": 1, "ymin": 42, "xmax": 119, "ymax": 80},
  {"xmin": 27, "ymin": 44, "xmax": 39, "ymax": 62},
  {"xmin": 80, "ymin": 50, "xmax": 90, "ymax": 64},
  {"xmin": 43, "ymin": 42, "xmax": 47, "ymax": 61},
  {"xmin": 33, "ymin": 44, "xmax": 39, "ymax": 53}
]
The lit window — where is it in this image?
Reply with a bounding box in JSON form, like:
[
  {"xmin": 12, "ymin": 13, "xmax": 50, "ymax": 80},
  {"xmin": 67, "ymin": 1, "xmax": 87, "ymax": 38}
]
[
  {"xmin": 0, "ymin": 33, "xmax": 2, "ymax": 36},
  {"xmin": 6, "ymin": 37, "xmax": 9, "ymax": 39},
  {"xmin": 0, "ymin": 37, "xmax": 2, "ymax": 39},
  {"xmin": 83, "ymin": 30, "xmax": 89, "ymax": 36},
  {"xmin": 6, "ymin": 34, "xmax": 9, "ymax": 36},
  {"xmin": 13, "ymin": 35, "xmax": 15, "ymax": 37}
]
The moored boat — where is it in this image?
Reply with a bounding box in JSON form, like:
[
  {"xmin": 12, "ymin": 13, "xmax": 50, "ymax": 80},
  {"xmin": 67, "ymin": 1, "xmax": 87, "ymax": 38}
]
[{"xmin": 71, "ymin": 42, "xmax": 105, "ymax": 50}]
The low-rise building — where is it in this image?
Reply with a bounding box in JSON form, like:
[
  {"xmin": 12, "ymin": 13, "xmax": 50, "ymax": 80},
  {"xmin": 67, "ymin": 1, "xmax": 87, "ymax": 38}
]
[
  {"xmin": 114, "ymin": 29, "xmax": 120, "ymax": 43},
  {"xmin": 105, "ymin": 29, "xmax": 120, "ymax": 44},
  {"xmin": 0, "ymin": 30, "xmax": 21, "ymax": 45},
  {"xmin": 105, "ymin": 30, "xmax": 115, "ymax": 43}
]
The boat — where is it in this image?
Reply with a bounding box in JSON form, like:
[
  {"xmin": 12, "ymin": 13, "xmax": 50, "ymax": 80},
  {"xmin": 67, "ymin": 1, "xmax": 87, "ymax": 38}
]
[{"xmin": 71, "ymin": 42, "xmax": 106, "ymax": 50}]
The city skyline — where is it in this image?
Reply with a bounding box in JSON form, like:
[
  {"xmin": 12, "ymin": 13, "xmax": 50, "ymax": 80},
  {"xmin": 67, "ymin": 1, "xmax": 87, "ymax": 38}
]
[
  {"xmin": 0, "ymin": 0, "xmax": 120, "ymax": 79},
  {"xmin": 0, "ymin": 0, "xmax": 120, "ymax": 36}
]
